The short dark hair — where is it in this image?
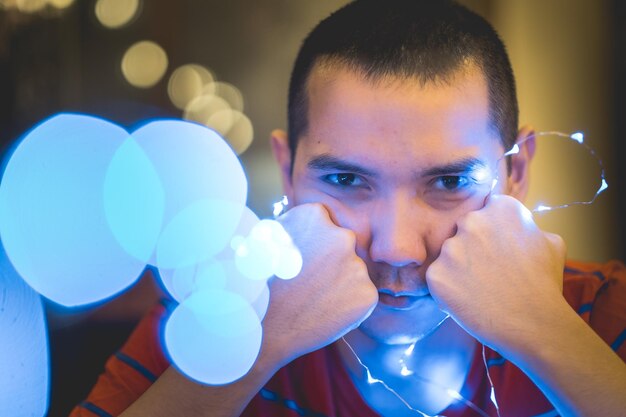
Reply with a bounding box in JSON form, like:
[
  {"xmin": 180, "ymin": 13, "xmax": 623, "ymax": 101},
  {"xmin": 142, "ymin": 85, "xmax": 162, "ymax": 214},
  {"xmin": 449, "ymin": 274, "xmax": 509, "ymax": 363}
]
[{"xmin": 287, "ymin": 0, "xmax": 518, "ymax": 163}]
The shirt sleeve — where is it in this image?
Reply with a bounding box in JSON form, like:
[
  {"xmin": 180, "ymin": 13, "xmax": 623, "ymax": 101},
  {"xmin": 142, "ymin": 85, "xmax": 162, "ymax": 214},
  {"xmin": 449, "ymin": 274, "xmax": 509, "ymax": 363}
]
[
  {"xmin": 69, "ymin": 301, "xmax": 172, "ymax": 417},
  {"xmin": 587, "ymin": 260, "xmax": 626, "ymax": 361}
]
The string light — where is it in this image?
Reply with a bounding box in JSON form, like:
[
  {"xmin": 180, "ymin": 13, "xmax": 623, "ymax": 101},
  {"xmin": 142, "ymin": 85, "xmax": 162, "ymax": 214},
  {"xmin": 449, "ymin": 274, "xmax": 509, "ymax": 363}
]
[
  {"xmin": 482, "ymin": 345, "xmax": 501, "ymax": 417},
  {"xmin": 273, "ymin": 195, "xmax": 289, "ymax": 218},
  {"xmin": 493, "ymin": 131, "xmax": 608, "ymax": 213},
  {"xmin": 341, "ymin": 337, "xmax": 493, "ymax": 417},
  {"xmin": 341, "ymin": 337, "xmax": 436, "ymax": 417}
]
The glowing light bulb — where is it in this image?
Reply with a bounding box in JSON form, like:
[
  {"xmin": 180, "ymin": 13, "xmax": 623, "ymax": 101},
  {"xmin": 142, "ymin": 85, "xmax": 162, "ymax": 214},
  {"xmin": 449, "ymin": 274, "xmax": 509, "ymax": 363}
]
[
  {"xmin": 273, "ymin": 195, "xmax": 289, "ymax": 217},
  {"xmin": 446, "ymin": 389, "xmax": 463, "ymax": 401},
  {"xmin": 534, "ymin": 204, "xmax": 552, "ymax": 213},
  {"xmin": 490, "ymin": 387, "xmax": 498, "ymax": 407},
  {"xmin": 235, "ymin": 242, "xmax": 249, "ymax": 258},
  {"xmin": 504, "ymin": 143, "xmax": 519, "ymax": 156},
  {"xmin": 366, "ymin": 369, "xmax": 381, "ymax": 384},
  {"xmin": 570, "ymin": 132, "xmax": 584, "ymax": 144},
  {"xmin": 400, "ymin": 364, "xmax": 414, "ymax": 376},
  {"xmin": 404, "ymin": 343, "xmax": 415, "ymax": 356}
]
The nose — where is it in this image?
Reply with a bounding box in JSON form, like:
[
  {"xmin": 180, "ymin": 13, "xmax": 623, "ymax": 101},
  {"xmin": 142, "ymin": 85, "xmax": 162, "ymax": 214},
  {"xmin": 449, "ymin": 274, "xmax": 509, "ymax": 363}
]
[{"xmin": 368, "ymin": 194, "xmax": 427, "ymax": 268}]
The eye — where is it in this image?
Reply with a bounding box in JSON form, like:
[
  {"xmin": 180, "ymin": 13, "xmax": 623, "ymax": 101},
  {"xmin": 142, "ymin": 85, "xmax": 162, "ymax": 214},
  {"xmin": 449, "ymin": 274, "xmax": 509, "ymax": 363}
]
[
  {"xmin": 433, "ymin": 175, "xmax": 471, "ymax": 191},
  {"xmin": 323, "ymin": 173, "xmax": 365, "ymax": 187}
]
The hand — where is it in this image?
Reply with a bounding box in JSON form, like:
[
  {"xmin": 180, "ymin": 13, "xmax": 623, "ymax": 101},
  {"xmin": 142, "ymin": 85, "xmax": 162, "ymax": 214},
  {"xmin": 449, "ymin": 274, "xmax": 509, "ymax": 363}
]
[
  {"xmin": 262, "ymin": 203, "xmax": 378, "ymax": 366},
  {"xmin": 426, "ymin": 195, "xmax": 566, "ymax": 355}
]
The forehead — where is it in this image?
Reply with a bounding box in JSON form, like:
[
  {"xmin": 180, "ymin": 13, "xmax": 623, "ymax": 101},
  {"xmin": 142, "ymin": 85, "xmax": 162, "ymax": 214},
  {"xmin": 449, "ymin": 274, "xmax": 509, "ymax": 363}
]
[{"xmin": 297, "ymin": 64, "xmax": 502, "ymax": 174}]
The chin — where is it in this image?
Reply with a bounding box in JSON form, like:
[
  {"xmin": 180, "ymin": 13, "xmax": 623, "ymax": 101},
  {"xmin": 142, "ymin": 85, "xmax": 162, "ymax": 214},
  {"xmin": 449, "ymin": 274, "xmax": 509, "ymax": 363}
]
[{"xmin": 358, "ymin": 300, "xmax": 449, "ymax": 345}]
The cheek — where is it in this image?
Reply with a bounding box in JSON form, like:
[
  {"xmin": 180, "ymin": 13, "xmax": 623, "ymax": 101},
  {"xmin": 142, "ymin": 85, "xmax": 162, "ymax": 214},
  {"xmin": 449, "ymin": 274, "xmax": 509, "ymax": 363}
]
[
  {"xmin": 293, "ymin": 184, "xmax": 487, "ymax": 262},
  {"xmin": 329, "ymin": 199, "xmax": 461, "ymax": 263},
  {"xmin": 322, "ymin": 199, "xmax": 370, "ymax": 242},
  {"xmin": 425, "ymin": 217, "xmax": 458, "ymax": 260},
  {"xmin": 413, "ymin": 201, "xmax": 484, "ymax": 262},
  {"xmin": 329, "ymin": 204, "xmax": 371, "ymax": 253}
]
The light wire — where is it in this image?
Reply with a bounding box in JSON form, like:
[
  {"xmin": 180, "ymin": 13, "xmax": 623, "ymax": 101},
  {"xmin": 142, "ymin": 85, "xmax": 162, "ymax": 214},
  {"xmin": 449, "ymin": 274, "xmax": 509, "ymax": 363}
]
[
  {"xmin": 340, "ymin": 337, "xmax": 492, "ymax": 417},
  {"xmin": 494, "ymin": 131, "xmax": 608, "ymax": 213}
]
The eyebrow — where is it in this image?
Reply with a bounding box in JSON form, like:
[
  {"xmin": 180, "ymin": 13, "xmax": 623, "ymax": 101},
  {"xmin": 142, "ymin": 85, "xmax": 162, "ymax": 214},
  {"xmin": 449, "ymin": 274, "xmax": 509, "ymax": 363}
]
[
  {"xmin": 307, "ymin": 154, "xmax": 488, "ymax": 179},
  {"xmin": 421, "ymin": 157, "xmax": 487, "ymax": 177},
  {"xmin": 307, "ymin": 154, "xmax": 378, "ymax": 178}
]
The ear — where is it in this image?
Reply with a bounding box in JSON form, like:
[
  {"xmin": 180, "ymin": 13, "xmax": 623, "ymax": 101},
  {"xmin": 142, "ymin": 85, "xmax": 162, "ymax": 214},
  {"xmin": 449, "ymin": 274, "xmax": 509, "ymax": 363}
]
[
  {"xmin": 270, "ymin": 129, "xmax": 295, "ymax": 202},
  {"xmin": 507, "ymin": 125, "xmax": 536, "ymax": 202}
]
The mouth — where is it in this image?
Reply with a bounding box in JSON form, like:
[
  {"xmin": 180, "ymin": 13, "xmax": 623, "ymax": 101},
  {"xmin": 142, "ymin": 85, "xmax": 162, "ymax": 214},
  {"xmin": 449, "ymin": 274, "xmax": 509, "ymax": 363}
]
[{"xmin": 378, "ymin": 291, "xmax": 430, "ymax": 311}]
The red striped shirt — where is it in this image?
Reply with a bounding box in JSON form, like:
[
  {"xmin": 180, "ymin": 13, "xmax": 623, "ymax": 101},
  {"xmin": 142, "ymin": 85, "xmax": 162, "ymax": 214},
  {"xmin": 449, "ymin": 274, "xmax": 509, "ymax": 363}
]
[{"xmin": 72, "ymin": 260, "xmax": 626, "ymax": 417}]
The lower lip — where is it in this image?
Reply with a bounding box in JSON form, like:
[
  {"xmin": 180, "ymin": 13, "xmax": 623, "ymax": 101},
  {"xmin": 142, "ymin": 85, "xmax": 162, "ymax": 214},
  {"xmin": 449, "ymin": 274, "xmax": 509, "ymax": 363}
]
[{"xmin": 378, "ymin": 293, "xmax": 428, "ymax": 310}]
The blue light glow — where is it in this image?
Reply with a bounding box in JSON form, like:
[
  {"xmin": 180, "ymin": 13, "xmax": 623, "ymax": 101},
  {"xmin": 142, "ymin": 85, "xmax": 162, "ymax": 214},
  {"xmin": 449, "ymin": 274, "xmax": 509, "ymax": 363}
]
[
  {"xmin": 164, "ymin": 289, "xmax": 263, "ymax": 385},
  {"xmin": 366, "ymin": 369, "xmax": 381, "ymax": 384},
  {"xmin": 155, "ymin": 198, "xmax": 243, "ymax": 269},
  {"xmin": 446, "ymin": 389, "xmax": 463, "ymax": 400},
  {"xmin": 233, "ymin": 219, "xmax": 302, "ymax": 281},
  {"xmin": 0, "ymin": 114, "xmax": 146, "ymax": 306},
  {"xmin": 400, "ymin": 364, "xmax": 414, "ymax": 376},
  {"xmin": 156, "ymin": 205, "xmax": 260, "ymax": 303},
  {"xmin": 490, "ymin": 387, "xmax": 499, "ymax": 407},
  {"xmin": 0, "ymin": 245, "xmax": 49, "ymax": 416},
  {"xmin": 129, "ymin": 120, "xmax": 248, "ymax": 268},
  {"xmin": 0, "ymin": 113, "xmax": 302, "ymax": 386},
  {"xmin": 194, "ymin": 261, "xmax": 228, "ymax": 291},
  {"xmin": 104, "ymin": 137, "xmax": 165, "ymax": 263}
]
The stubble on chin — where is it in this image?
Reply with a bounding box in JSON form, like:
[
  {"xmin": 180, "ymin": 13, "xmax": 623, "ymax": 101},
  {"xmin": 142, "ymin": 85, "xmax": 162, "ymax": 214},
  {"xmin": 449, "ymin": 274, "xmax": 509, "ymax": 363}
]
[{"xmin": 357, "ymin": 304, "xmax": 449, "ymax": 346}]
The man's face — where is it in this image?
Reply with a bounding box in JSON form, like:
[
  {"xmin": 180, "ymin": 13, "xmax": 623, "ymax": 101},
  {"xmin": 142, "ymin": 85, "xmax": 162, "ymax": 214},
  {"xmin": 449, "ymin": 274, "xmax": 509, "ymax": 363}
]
[{"xmin": 278, "ymin": 64, "xmax": 512, "ymax": 345}]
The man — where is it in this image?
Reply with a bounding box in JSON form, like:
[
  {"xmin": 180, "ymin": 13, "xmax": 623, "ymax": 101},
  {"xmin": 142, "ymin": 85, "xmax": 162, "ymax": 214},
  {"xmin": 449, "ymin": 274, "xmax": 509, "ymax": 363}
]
[{"xmin": 73, "ymin": 1, "xmax": 626, "ymax": 416}]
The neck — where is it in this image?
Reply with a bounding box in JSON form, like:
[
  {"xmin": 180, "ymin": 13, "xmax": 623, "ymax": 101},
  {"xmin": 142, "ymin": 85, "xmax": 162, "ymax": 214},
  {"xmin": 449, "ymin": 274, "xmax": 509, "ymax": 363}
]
[{"xmin": 337, "ymin": 319, "xmax": 478, "ymax": 416}]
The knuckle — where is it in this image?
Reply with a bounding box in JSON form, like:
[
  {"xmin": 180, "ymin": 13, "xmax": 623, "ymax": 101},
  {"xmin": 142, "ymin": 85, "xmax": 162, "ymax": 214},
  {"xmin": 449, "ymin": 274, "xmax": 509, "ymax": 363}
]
[
  {"xmin": 337, "ymin": 228, "xmax": 357, "ymax": 247},
  {"xmin": 308, "ymin": 202, "xmax": 326, "ymax": 215},
  {"xmin": 492, "ymin": 194, "xmax": 515, "ymax": 207},
  {"xmin": 488, "ymin": 194, "xmax": 519, "ymax": 215},
  {"xmin": 350, "ymin": 255, "xmax": 367, "ymax": 274},
  {"xmin": 295, "ymin": 202, "xmax": 326, "ymax": 219},
  {"xmin": 457, "ymin": 209, "xmax": 482, "ymax": 231},
  {"xmin": 438, "ymin": 235, "xmax": 456, "ymax": 255},
  {"xmin": 456, "ymin": 214, "xmax": 472, "ymax": 231}
]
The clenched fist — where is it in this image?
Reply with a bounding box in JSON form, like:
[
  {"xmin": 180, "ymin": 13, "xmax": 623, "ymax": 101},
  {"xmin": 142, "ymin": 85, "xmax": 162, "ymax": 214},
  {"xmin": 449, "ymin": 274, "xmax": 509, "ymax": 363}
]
[
  {"xmin": 426, "ymin": 195, "xmax": 566, "ymax": 357},
  {"xmin": 262, "ymin": 203, "xmax": 378, "ymax": 366}
]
